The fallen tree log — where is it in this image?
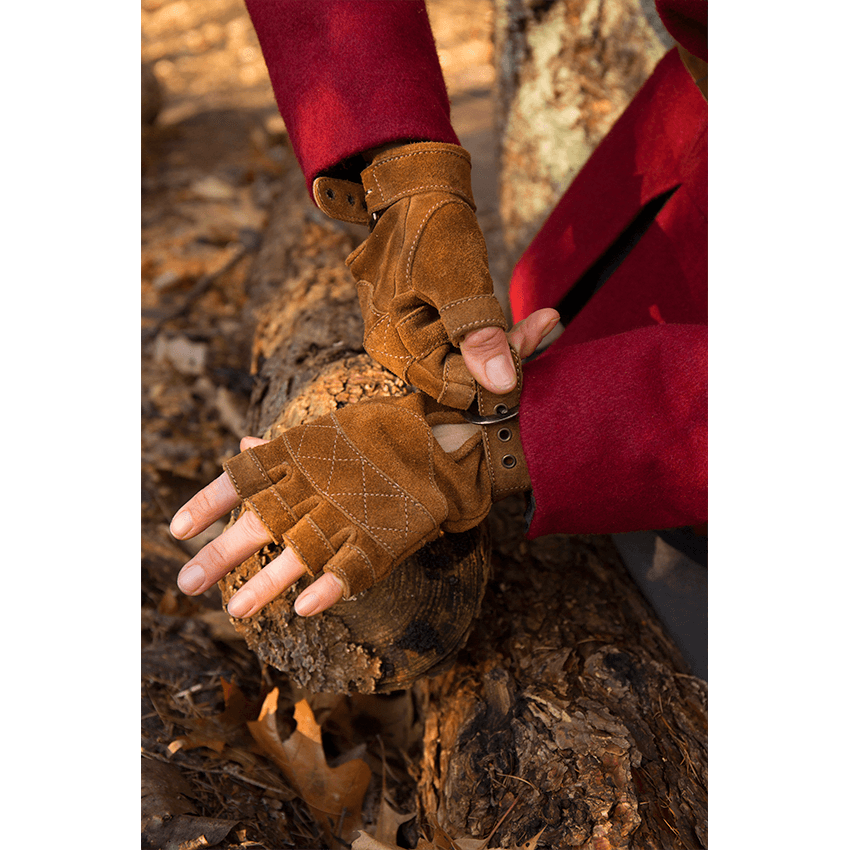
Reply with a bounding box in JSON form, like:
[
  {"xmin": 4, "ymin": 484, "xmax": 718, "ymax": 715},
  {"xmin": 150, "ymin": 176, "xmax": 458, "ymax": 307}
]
[
  {"xmin": 220, "ymin": 144, "xmax": 706, "ymax": 847},
  {"xmin": 414, "ymin": 497, "xmax": 707, "ymax": 849}
]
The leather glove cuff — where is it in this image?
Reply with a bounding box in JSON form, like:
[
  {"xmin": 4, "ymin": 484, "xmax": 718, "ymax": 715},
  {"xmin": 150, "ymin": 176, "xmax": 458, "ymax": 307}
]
[{"xmin": 312, "ymin": 142, "xmax": 475, "ymax": 228}]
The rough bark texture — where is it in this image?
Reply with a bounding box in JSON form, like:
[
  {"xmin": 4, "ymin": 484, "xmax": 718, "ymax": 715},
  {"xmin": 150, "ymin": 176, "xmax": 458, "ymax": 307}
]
[
  {"xmin": 414, "ymin": 497, "xmax": 707, "ymax": 849},
  {"xmin": 493, "ymin": 0, "xmax": 672, "ymax": 264},
  {"xmin": 217, "ymin": 156, "xmax": 492, "ymax": 695}
]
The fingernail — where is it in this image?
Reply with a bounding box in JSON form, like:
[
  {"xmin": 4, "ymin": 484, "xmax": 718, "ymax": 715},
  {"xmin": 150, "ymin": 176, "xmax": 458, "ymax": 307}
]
[
  {"xmin": 171, "ymin": 511, "xmax": 192, "ymax": 539},
  {"xmin": 294, "ymin": 592, "xmax": 320, "ymax": 617},
  {"xmin": 227, "ymin": 591, "xmax": 253, "ymax": 619},
  {"xmin": 485, "ymin": 355, "xmax": 516, "ymax": 391},
  {"xmin": 177, "ymin": 564, "xmax": 205, "ymax": 595}
]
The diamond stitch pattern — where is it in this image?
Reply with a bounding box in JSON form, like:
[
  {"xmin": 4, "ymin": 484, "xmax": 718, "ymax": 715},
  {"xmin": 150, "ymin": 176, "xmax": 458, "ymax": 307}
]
[{"xmin": 279, "ymin": 415, "xmax": 433, "ymax": 558}]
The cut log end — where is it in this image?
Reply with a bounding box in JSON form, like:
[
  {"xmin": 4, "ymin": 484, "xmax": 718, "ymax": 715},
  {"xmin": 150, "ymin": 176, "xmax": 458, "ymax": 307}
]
[{"xmin": 219, "ymin": 525, "xmax": 489, "ymax": 694}]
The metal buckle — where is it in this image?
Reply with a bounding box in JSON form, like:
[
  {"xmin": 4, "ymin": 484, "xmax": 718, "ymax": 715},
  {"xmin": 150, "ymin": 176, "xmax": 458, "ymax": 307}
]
[
  {"xmin": 368, "ymin": 209, "xmax": 385, "ymax": 233},
  {"xmin": 461, "ymin": 403, "xmax": 519, "ymax": 426}
]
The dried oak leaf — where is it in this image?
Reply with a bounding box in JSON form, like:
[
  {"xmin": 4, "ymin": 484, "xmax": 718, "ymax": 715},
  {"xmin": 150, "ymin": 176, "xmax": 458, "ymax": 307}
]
[{"xmin": 248, "ymin": 689, "xmax": 372, "ymax": 842}]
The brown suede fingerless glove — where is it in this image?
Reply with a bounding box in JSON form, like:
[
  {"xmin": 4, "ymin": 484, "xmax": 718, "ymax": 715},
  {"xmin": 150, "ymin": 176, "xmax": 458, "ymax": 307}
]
[
  {"xmin": 223, "ymin": 364, "xmax": 529, "ymax": 599},
  {"xmin": 313, "ymin": 142, "xmax": 508, "ymax": 409}
]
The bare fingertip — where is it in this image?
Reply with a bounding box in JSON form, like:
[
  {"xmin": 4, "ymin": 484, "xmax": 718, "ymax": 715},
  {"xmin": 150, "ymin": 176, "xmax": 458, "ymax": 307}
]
[
  {"xmin": 170, "ymin": 511, "xmax": 192, "ymax": 539},
  {"xmin": 484, "ymin": 355, "xmax": 517, "ymax": 392},
  {"xmin": 177, "ymin": 564, "xmax": 205, "ymax": 595},
  {"xmin": 294, "ymin": 592, "xmax": 320, "ymax": 617},
  {"xmin": 227, "ymin": 592, "xmax": 253, "ymax": 619}
]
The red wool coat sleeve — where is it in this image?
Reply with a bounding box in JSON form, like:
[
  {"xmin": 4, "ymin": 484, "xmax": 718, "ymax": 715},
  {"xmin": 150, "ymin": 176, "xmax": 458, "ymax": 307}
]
[
  {"xmin": 243, "ymin": 0, "xmax": 708, "ymax": 537},
  {"xmin": 510, "ymin": 47, "xmax": 707, "ymax": 536},
  {"xmin": 520, "ymin": 324, "xmax": 707, "ymax": 537},
  {"xmin": 243, "ymin": 0, "xmax": 459, "ymax": 187}
]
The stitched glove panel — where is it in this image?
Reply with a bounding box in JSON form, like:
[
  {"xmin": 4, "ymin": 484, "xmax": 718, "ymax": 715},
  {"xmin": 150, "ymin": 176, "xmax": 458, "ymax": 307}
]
[{"xmin": 316, "ymin": 142, "xmax": 508, "ymax": 409}]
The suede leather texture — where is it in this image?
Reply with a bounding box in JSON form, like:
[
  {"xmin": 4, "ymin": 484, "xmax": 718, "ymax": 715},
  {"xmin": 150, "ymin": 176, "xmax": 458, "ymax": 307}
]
[
  {"xmin": 317, "ymin": 143, "xmax": 508, "ymax": 410},
  {"xmin": 472, "ymin": 346, "xmax": 528, "ymax": 500},
  {"xmin": 223, "ymin": 391, "xmax": 530, "ymax": 599}
]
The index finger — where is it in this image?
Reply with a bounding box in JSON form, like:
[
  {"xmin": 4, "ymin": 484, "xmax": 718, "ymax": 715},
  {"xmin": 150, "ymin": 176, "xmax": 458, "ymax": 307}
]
[{"xmin": 170, "ymin": 471, "xmax": 241, "ymax": 540}]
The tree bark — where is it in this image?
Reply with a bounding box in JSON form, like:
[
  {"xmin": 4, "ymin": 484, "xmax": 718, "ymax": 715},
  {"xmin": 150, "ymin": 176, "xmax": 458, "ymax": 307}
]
[
  {"xmin": 493, "ymin": 0, "xmax": 672, "ymax": 266},
  {"xmin": 217, "ymin": 156, "xmax": 492, "ymax": 696},
  {"xmin": 414, "ymin": 497, "xmax": 707, "ymax": 849}
]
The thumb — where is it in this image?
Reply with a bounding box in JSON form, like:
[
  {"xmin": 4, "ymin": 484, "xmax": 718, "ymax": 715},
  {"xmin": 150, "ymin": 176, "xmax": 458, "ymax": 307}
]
[
  {"xmin": 506, "ymin": 309, "xmax": 561, "ymax": 359},
  {"xmin": 459, "ymin": 326, "xmax": 517, "ymax": 394}
]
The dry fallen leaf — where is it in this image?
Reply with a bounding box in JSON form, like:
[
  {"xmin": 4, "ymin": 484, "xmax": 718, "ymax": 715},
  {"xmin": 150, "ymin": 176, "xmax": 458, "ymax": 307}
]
[
  {"xmin": 248, "ymin": 689, "xmax": 372, "ymax": 843},
  {"xmin": 352, "ymin": 832, "xmax": 405, "ymax": 850},
  {"xmin": 428, "ymin": 823, "xmax": 472, "ymax": 850},
  {"xmin": 168, "ymin": 678, "xmax": 266, "ymax": 755}
]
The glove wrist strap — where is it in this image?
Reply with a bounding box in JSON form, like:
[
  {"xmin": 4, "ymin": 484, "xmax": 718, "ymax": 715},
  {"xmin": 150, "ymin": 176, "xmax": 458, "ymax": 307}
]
[
  {"xmin": 361, "ymin": 142, "xmax": 475, "ymax": 213},
  {"xmin": 312, "ymin": 177, "xmax": 369, "ymax": 225},
  {"xmin": 471, "ymin": 348, "xmax": 531, "ymax": 500},
  {"xmin": 312, "ymin": 142, "xmax": 475, "ymax": 226}
]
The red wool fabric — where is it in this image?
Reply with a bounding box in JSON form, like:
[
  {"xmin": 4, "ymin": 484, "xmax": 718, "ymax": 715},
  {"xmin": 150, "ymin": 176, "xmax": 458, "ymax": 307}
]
[
  {"xmin": 244, "ymin": 0, "xmax": 459, "ymax": 186},
  {"xmin": 655, "ymin": 0, "xmax": 708, "ymax": 60},
  {"xmin": 511, "ymin": 45, "xmax": 707, "ymax": 536},
  {"xmin": 243, "ymin": 0, "xmax": 708, "ymax": 537}
]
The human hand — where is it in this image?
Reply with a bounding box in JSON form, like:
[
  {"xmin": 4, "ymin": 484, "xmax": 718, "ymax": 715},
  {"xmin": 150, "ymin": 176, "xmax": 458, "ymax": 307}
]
[
  {"xmin": 314, "ymin": 142, "xmax": 515, "ymax": 408},
  {"xmin": 171, "ymin": 309, "xmax": 558, "ymax": 620},
  {"xmin": 171, "ymin": 438, "xmax": 347, "ymax": 620},
  {"xmin": 458, "ymin": 305, "xmax": 560, "ymax": 398},
  {"xmin": 172, "ymin": 392, "xmax": 520, "ymax": 621}
]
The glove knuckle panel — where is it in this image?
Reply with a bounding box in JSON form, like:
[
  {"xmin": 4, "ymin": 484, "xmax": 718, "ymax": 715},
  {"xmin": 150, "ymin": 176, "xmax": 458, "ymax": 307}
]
[
  {"xmin": 405, "ymin": 352, "xmax": 475, "ymax": 410},
  {"xmin": 393, "ymin": 302, "xmax": 446, "ymax": 352},
  {"xmin": 324, "ymin": 536, "xmax": 382, "ymax": 598},
  {"xmin": 243, "ymin": 487, "xmax": 300, "ymax": 544},
  {"xmin": 284, "ymin": 507, "xmax": 342, "ymax": 577},
  {"xmin": 223, "ymin": 450, "xmax": 272, "ymax": 499}
]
